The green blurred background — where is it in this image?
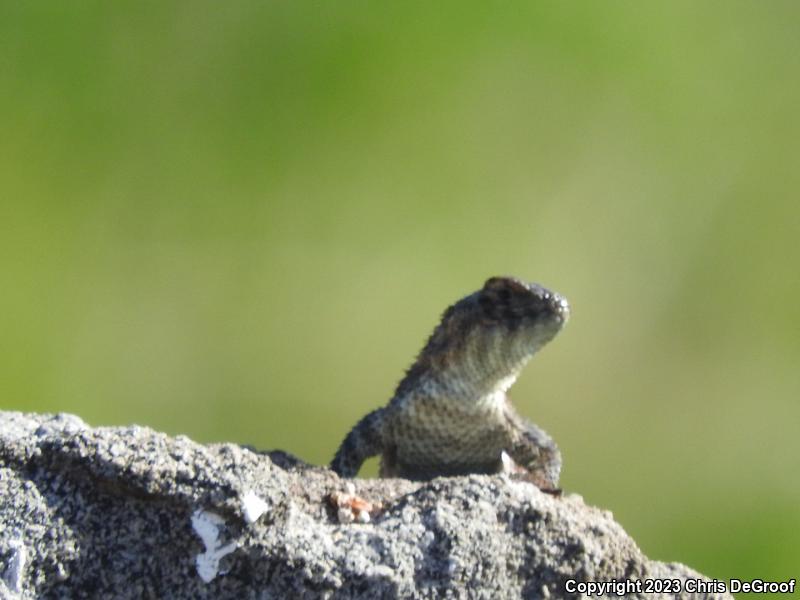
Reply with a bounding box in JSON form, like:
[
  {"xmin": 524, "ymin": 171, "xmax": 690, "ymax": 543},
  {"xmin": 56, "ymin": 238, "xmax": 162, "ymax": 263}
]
[{"xmin": 2, "ymin": 0, "xmax": 798, "ymax": 584}]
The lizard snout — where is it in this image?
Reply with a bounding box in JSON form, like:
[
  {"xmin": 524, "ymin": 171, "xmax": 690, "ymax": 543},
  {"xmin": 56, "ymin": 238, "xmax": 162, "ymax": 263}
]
[{"xmin": 550, "ymin": 293, "xmax": 570, "ymax": 323}]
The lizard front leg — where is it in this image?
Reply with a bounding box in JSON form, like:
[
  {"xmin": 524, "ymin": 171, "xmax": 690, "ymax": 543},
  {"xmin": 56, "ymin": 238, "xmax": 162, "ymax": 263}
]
[
  {"xmin": 330, "ymin": 408, "xmax": 387, "ymax": 478},
  {"xmin": 504, "ymin": 405, "xmax": 562, "ymax": 491}
]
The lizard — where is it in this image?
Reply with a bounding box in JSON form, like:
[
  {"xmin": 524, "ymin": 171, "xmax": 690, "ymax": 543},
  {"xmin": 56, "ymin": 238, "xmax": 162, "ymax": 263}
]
[{"xmin": 330, "ymin": 276, "xmax": 569, "ymax": 491}]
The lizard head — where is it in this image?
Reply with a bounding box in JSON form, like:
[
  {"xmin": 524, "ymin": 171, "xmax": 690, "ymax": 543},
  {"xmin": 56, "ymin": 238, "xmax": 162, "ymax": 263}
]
[
  {"xmin": 404, "ymin": 277, "xmax": 569, "ymax": 396},
  {"xmin": 475, "ymin": 276, "xmax": 570, "ymax": 344}
]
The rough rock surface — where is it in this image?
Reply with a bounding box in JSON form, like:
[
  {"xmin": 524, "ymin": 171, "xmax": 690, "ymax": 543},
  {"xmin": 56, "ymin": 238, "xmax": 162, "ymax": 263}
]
[{"xmin": 0, "ymin": 411, "xmax": 730, "ymax": 599}]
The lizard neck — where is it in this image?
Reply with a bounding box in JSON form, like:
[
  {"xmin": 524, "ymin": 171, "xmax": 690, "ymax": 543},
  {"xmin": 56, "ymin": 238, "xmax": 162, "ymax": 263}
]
[{"xmin": 400, "ymin": 327, "xmax": 538, "ymax": 406}]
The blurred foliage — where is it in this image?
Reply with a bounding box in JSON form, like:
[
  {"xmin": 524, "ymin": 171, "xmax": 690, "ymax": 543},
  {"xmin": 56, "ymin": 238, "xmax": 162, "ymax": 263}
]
[{"xmin": 2, "ymin": 0, "xmax": 798, "ymax": 582}]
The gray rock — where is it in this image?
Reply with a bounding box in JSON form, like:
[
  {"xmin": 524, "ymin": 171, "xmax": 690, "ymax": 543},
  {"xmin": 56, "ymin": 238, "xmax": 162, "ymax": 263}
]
[{"xmin": 0, "ymin": 411, "xmax": 730, "ymax": 599}]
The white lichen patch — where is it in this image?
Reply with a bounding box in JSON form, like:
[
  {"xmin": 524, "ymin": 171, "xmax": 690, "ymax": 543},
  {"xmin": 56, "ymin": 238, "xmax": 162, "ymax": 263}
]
[
  {"xmin": 3, "ymin": 537, "xmax": 26, "ymax": 593},
  {"xmin": 240, "ymin": 490, "xmax": 270, "ymax": 524},
  {"xmin": 191, "ymin": 509, "xmax": 237, "ymax": 583}
]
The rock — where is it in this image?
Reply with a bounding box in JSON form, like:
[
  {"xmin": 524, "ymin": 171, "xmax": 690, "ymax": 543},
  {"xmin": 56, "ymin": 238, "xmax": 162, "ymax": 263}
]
[{"xmin": 0, "ymin": 411, "xmax": 730, "ymax": 599}]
